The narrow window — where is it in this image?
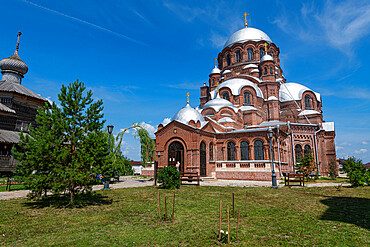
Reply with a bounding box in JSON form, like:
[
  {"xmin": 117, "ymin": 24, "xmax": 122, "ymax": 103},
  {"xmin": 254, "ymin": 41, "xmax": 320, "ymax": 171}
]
[
  {"xmin": 244, "ymin": 92, "xmax": 251, "ymax": 105},
  {"xmin": 260, "ymin": 48, "xmax": 265, "ymax": 59},
  {"xmin": 264, "ymin": 67, "xmax": 267, "ymax": 75},
  {"xmin": 209, "ymin": 143, "xmax": 214, "ymax": 161},
  {"xmin": 227, "ymin": 142, "xmax": 236, "ymax": 160},
  {"xmin": 236, "ymin": 50, "xmax": 241, "ymax": 63},
  {"xmin": 240, "ymin": 141, "xmax": 249, "ymax": 160},
  {"xmin": 254, "ymin": 140, "xmax": 264, "ymax": 160},
  {"xmin": 305, "ymin": 95, "xmax": 312, "ymax": 109},
  {"xmin": 212, "ymin": 78, "xmax": 215, "ymax": 86},
  {"xmin": 304, "ymin": 145, "xmax": 311, "ymax": 157},
  {"xmin": 270, "ymin": 67, "xmax": 273, "ymax": 74},
  {"xmin": 222, "ymin": 92, "xmax": 230, "ymax": 101},
  {"xmin": 295, "ymin": 144, "xmax": 303, "ymax": 161},
  {"xmin": 247, "ymin": 48, "xmax": 253, "ymax": 60},
  {"xmin": 226, "ymin": 54, "xmax": 231, "ymax": 66},
  {"xmin": 269, "ymin": 50, "xmax": 274, "ymax": 58}
]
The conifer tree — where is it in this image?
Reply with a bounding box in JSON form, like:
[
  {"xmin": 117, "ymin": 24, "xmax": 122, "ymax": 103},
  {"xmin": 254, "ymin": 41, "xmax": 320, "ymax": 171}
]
[{"xmin": 15, "ymin": 80, "xmax": 109, "ymax": 202}]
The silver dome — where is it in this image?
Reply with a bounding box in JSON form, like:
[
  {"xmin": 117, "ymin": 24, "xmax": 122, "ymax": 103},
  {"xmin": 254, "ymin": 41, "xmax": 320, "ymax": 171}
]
[
  {"xmin": 173, "ymin": 104, "xmax": 205, "ymax": 125},
  {"xmin": 210, "ymin": 66, "xmax": 221, "ymax": 74},
  {"xmin": 224, "ymin": 27, "xmax": 272, "ymax": 48},
  {"xmin": 202, "ymin": 94, "xmax": 238, "ymax": 113},
  {"xmin": 260, "ymin": 54, "xmax": 273, "ymax": 62},
  {"xmin": 0, "ymin": 51, "xmax": 28, "ymax": 75}
]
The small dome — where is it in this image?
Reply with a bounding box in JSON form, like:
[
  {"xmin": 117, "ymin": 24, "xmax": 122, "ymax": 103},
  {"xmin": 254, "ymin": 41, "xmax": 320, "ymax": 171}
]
[
  {"xmin": 173, "ymin": 104, "xmax": 205, "ymax": 125},
  {"xmin": 261, "ymin": 54, "xmax": 273, "ymax": 62},
  {"xmin": 202, "ymin": 93, "xmax": 238, "ymax": 113},
  {"xmin": 267, "ymin": 96, "xmax": 278, "ymax": 101},
  {"xmin": 210, "ymin": 66, "xmax": 221, "ymax": 74},
  {"xmin": 0, "ymin": 51, "xmax": 28, "ymax": 75},
  {"xmin": 222, "ymin": 69, "xmax": 232, "ymax": 74},
  {"xmin": 224, "ymin": 27, "xmax": 272, "ymax": 48}
]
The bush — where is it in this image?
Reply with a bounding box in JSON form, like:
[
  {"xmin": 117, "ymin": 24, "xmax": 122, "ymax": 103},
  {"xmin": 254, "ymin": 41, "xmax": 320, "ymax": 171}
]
[
  {"xmin": 295, "ymin": 152, "xmax": 318, "ymax": 181},
  {"xmin": 328, "ymin": 162, "xmax": 338, "ymax": 179},
  {"xmin": 341, "ymin": 157, "xmax": 368, "ymax": 187},
  {"xmin": 157, "ymin": 166, "xmax": 181, "ymax": 189}
]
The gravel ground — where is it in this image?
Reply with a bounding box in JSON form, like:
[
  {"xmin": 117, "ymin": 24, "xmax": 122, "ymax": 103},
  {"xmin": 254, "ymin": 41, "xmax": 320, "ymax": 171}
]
[{"xmin": 0, "ymin": 177, "xmax": 350, "ymax": 200}]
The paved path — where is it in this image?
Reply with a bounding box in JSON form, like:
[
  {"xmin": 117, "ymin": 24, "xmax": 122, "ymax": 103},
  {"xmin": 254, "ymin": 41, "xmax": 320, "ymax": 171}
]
[{"xmin": 0, "ymin": 177, "xmax": 349, "ymax": 200}]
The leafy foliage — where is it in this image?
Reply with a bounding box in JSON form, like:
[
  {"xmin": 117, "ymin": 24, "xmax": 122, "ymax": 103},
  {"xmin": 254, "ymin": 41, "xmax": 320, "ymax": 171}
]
[
  {"xmin": 135, "ymin": 128, "xmax": 155, "ymax": 167},
  {"xmin": 14, "ymin": 80, "xmax": 109, "ymax": 202},
  {"xmin": 295, "ymin": 151, "xmax": 318, "ymax": 181},
  {"xmin": 341, "ymin": 157, "xmax": 369, "ymax": 187},
  {"xmin": 157, "ymin": 166, "xmax": 181, "ymax": 189}
]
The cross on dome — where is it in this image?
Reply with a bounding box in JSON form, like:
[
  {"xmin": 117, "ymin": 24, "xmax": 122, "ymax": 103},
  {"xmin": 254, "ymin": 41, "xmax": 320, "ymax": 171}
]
[
  {"xmin": 264, "ymin": 42, "xmax": 268, "ymax": 53},
  {"xmin": 186, "ymin": 92, "xmax": 190, "ymax": 104},
  {"xmin": 242, "ymin": 12, "xmax": 249, "ymax": 27},
  {"xmin": 214, "ymin": 57, "xmax": 217, "ymax": 67}
]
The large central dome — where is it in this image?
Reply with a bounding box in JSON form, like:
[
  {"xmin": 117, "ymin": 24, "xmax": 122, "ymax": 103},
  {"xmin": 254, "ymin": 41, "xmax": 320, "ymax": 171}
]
[{"xmin": 224, "ymin": 27, "xmax": 272, "ymax": 48}]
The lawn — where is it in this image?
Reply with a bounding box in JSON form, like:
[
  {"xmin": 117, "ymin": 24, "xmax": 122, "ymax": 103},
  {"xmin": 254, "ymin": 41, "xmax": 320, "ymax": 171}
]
[{"xmin": 0, "ymin": 185, "xmax": 369, "ymax": 246}]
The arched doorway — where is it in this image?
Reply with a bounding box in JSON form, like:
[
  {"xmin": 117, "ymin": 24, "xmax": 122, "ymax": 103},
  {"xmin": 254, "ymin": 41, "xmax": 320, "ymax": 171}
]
[
  {"xmin": 168, "ymin": 141, "xmax": 184, "ymax": 173},
  {"xmin": 200, "ymin": 142, "xmax": 206, "ymax": 176}
]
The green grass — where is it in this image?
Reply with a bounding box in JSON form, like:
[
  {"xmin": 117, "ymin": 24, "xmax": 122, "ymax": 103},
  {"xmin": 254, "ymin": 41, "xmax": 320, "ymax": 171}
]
[
  {"xmin": 0, "ymin": 186, "xmax": 369, "ymax": 246},
  {"xmin": 0, "ymin": 184, "xmax": 25, "ymax": 192}
]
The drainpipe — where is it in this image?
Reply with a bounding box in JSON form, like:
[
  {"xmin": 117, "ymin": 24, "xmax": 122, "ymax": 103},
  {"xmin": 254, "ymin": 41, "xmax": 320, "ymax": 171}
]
[
  {"xmin": 276, "ymin": 125, "xmax": 283, "ymax": 177},
  {"xmin": 314, "ymin": 124, "xmax": 322, "ymax": 176},
  {"xmin": 287, "ymin": 121, "xmax": 296, "ymax": 173}
]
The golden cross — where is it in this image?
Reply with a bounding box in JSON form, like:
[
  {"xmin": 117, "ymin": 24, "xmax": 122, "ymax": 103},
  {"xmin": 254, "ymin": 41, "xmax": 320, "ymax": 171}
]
[
  {"xmin": 242, "ymin": 12, "xmax": 249, "ymax": 27},
  {"xmin": 264, "ymin": 42, "xmax": 268, "ymax": 53},
  {"xmin": 216, "ymin": 80, "xmax": 220, "ymax": 93},
  {"xmin": 214, "ymin": 57, "xmax": 218, "ymax": 67},
  {"xmin": 16, "ymin": 31, "xmax": 22, "ymax": 52},
  {"xmin": 186, "ymin": 92, "xmax": 190, "ymax": 104}
]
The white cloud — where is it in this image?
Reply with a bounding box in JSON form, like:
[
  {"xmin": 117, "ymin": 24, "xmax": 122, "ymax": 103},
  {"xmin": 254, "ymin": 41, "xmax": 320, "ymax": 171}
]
[
  {"xmin": 274, "ymin": 0, "xmax": 370, "ymax": 55},
  {"xmin": 139, "ymin": 122, "xmax": 156, "ymax": 138},
  {"xmin": 336, "ymin": 146, "xmax": 344, "ymax": 151},
  {"xmin": 354, "ymin": 148, "xmax": 368, "ymax": 154},
  {"xmin": 362, "ymin": 141, "xmax": 369, "ymax": 145},
  {"xmin": 162, "ymin": 118, "xmax": 171, "ymax": 126}
]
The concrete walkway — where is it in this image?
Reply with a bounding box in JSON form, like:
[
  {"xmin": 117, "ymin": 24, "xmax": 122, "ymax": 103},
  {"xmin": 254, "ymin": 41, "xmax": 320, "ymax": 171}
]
[{"xmin": 0, "ymin": 177, "xmax": 349, "ymax": 200}]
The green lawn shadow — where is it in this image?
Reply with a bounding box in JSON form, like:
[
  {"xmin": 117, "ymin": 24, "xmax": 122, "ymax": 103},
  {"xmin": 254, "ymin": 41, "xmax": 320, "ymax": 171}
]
[
  {"xmin": 22, "ymin": 191, "xmax": 113, "ymax": 209},
  {"xmin": 320, "ymin": 196, "xmax": 370, "ymax": 230}
]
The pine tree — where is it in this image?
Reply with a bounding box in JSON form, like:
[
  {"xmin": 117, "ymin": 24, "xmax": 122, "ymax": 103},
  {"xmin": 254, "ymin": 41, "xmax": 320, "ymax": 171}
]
[{"xmin": 15, "ymin": 80, "xmax": 109, "ymax": 202}]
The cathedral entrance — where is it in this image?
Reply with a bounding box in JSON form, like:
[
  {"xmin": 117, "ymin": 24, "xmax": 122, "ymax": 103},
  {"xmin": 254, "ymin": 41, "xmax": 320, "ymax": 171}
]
[
  {"xmin": 200, "ymin": 142, "xmax": 206, "ymax": 176},
  {"xmin": 168, "ymin": 141, "xmax": 184, "ymax": 173}
]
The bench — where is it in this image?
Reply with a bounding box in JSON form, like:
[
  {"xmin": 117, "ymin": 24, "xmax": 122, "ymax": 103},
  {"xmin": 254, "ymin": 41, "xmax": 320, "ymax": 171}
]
[
  {"xmin": 283, "ymin": 173, "xmax": 305, "ymax": 187},
  {"xmin": 180, "ymin": 172, "xmax": 200, "ymax": 186}
]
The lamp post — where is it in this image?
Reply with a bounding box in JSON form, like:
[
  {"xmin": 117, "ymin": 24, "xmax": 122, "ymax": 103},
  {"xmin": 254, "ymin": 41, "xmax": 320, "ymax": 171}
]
[
  {"xmin": 268, "ymin": 127, "xmax": 278, "ymax": 188},
  {"xmin": 105, "ymin": 124, "xmax": 114, "ymax": 190}
]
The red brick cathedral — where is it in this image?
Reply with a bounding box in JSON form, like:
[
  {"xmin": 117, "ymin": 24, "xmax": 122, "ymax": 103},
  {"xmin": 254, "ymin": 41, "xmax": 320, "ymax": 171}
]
[{"xmin": 152, "ymin": 19, "xmax": 336, "ymax": 180}]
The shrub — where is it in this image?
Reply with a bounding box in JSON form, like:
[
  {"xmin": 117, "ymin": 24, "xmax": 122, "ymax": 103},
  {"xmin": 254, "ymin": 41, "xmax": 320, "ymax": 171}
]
[
  {"xmin": 295, "ymin": 151, "xmax": 317, "ymax": 181},
  {"xmin": 157, "ymin": 166, "xmax": 181, "ymax": 189},
  {"xmin": 341, "ymin": 157, "xmax": 368, "ymax": 187}
]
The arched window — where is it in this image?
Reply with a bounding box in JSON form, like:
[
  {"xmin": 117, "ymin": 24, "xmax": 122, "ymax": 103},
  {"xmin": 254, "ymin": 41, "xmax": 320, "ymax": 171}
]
[
  {"xmin": 260, "ymin": 48, "xmax": 264, "ymax": 59},
  {"xmin": 254, "ymin": 140, "xmax": 264, "ymax": 160},
  {"xmin": 244, "ymin": 91, "xmax": 251, "ymax": 105},
  {"xmin": 270, "ymin": 67, "xmax": 273, "ymax": 74},
  {"xmin": 227, "ymin": 142, "xmax": 236, "ymax": 161},
  {"xmin": 212, "ymin": 78, "xmax": 215, "ymax": 86},
  {"xmin": 209, "ymin": 142, "xmax": 214, "ymax": 161},
  {"xmin": 240, "ymin": 141, "xmax": 249, "ymax": 160},
  {"xmin": 264, "ymin": 67, "xmax": 267, "ymax": 75},
  {"xmin": 222, "ymin": 92, "xmax": 230, "ymax": 101},
  {"xmin": 236, "ymin": 50, "xmax": 241, "ymax": 63},
  {"xmin": 295, "ymin": 144, "xmax": 303, "ymax": 161},
  {"xmin": 247, "ymin": 48, "xmax": 253, "ymax": 60},
  {"xmin": 304, "ymin": 145, "xmax": 311, "ymax": 157},
  {"xmin": 269, "ymin": 50, "xmax": 274, "ymax": 58},
  {"xmin": 305, "ymin": 95, "xmax": 312, "ymax": 109},
  {"xmin": 226, "ymin": 54, "xmax": 231, "ymax": 66}
]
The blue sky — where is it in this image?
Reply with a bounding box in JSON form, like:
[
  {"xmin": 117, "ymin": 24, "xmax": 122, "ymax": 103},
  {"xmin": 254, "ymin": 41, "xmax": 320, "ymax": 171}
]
[{"xmin": 1, "ymin": 0, "xmax": 370, "ymax": 162}]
